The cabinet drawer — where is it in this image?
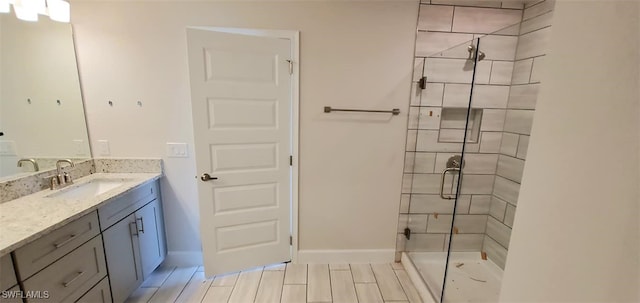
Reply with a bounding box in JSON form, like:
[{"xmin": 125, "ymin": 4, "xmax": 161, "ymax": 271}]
[
  {"xmin": 98, "ymin": 181, "xmax": 158, "ymax": 230},
  {"xmin": 15, "ymin": 212, "xmax": 100, "ymax": 280},
  {"xmin": 75, "ymin": 277, "xmax": 111, "ymax": 303},
  {"xmin": 0, "ymin": 254, "xmax": 16, "ymax": 291},
  {"xmin": 23, "ymin": 236, "xmax": 107, "ymax": 303}
]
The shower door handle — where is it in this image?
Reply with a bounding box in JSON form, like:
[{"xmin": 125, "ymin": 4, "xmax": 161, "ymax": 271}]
[{"xmin": 440, "ymin": 167, "xmax": 460, "ymax": 200}]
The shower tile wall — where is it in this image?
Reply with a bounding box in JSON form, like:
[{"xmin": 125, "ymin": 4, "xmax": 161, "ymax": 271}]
[
  {"xmin": 484, "ymin": 0, "xmax": 555, "ymax": 269},
  {"xmin": 398, "ymin": 1, "xmax": 524, "ymax": 260}
]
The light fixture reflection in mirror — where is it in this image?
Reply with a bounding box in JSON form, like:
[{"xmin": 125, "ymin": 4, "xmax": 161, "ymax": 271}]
[
  {"xmin": 0, "ymin": 0, "xmax": 70, "ymax": 23},
  {"xmin": 0, "ymin": 13, "xmax": 91, "ymax": 180}
]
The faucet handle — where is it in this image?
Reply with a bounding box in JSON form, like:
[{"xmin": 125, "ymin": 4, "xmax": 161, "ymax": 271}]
[
  {"xmin": 63, "ymin": 172, "xmax": 73, "ymax": 184},
  {"xmin": 50, "ymin": 176, "xmax": 60, "ymax": 190}
]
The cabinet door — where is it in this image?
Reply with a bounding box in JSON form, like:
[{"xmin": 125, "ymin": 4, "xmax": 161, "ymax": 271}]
[
  {"xmin": 136, "ymin": 199, "xmax": 166, "ymax": 279},
  {"xmin": 102, "ymin": 214, "xmax": 143, "ymax": 303},
  {"xmin": 75, "ymin": 277, "xmax": 111, "ymax": 303}
]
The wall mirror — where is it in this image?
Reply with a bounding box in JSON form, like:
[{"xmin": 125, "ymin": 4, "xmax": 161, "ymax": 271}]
[{"xmin": 0, "ymin": 13, "xmax": 91, "ymax": 180}]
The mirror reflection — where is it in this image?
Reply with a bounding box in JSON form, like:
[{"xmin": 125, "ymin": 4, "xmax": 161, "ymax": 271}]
[{"xmin": 0, "ymin": 14, "xmax": 91, "ymax": 180}]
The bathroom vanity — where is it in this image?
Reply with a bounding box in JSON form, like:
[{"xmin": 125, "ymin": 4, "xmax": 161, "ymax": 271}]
[{"xmin": 0, "ymin": 172, "xmax": 164, "ymax": 303}]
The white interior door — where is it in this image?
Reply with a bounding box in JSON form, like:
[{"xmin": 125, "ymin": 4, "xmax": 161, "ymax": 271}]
[{"xmin": 187, "ymin": 28, "xmax": 292, "ymax": 277}]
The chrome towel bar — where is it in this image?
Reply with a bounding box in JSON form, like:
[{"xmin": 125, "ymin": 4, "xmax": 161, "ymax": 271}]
[{"xmin": 323, "ymin": 106, "xmax": 400, "ymax": 115}]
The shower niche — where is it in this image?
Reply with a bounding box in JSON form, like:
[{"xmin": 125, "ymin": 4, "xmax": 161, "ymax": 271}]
[{"xmin": 438, "ymin": 108, "xmax": 482, "ymax": 143}]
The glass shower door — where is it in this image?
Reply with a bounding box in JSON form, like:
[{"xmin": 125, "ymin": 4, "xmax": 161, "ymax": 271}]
[
  {"xmin": 440, "ymin": 23, "xmax": 524, "ymax": 302},
  {"xmin": 403, "ymin": 34, "xmax": 485, "ymax": 302}
]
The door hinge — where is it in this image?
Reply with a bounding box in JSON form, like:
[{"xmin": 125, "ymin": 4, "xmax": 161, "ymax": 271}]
[
  {"xmin": 286, "ymin": 60, "xmax": 293, "ymax": 75},
  {"xmin": 289, "ymin": 235, "xmax": 293, "ymax": 245},
  {"xmin": 404, "ymin": 227, "xmax": 411, "ymax": 240},
  {"xmin": 418, "ymin": 76, "xmax": 427, "ymax": 90},
  {"xmin": 290, "ymin": 155, "xmax": 293, "ymax": 166}
]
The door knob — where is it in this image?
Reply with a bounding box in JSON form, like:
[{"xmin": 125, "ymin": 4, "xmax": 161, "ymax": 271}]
[{"xmin": 200, "ymin": 173, "xmax": 218, "ymax": 181}]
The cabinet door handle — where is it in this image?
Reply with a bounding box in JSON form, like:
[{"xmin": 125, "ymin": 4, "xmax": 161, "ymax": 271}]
[
  {"xmin": 62, "ymin": 271, "xmax": 85, "ymax": 287},
  {"xmin": 53, "ymin": 234, "xmax": 77, "ymax": 248},
  {"xmin": 130, "ymin": 221, "xmax": 139, "ymax": 236},
  {"xmin": 137, "ymin": 217, "xmax": 145, "ymax": 234}
]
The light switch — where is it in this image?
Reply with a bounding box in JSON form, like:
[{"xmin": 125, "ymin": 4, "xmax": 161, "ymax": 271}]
[
  {"xmin": 97, "ymin": 140, "xmax": 110, "ymax": 156},
  {"xmin": 166, "ymin": 143, "xmax": 188, "ymax": 158},
  {"xmin": 0, "ymin": 141, "xmax": 17, "ymax": 156}
]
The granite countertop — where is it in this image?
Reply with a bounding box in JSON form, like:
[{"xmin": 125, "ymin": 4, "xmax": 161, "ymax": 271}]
[{"xmin": 0, "ymin": 172, "xmax": 161, "ymax": 257}]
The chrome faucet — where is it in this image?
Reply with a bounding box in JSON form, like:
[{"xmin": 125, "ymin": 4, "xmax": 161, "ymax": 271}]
[
  {"xmin": 50, "ymin": 159, "xmax": 75, "ymax": 190},
  {"xmin": 17, "ymin": 158, "xmax": 39, "ymax": 172}
]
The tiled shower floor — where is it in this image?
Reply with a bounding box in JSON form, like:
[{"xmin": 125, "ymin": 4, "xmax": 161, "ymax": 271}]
[{"xmin": 407, "ymin": 252, "xmax": 503, "ymax": 303}]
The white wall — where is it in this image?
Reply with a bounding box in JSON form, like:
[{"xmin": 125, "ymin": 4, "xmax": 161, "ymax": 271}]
[
  {"xmin": 500, "ymin": 1, "xmax": 639, "ymax": 301},
  {"xmin": 71, "ymin": 1, "xmax": 418, "ymax": 261}
]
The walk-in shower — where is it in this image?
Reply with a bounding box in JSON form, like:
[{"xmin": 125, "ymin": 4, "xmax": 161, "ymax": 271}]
[{"xmin": 398, "ymin": 1, "xmax": 555, "ymax": 302}]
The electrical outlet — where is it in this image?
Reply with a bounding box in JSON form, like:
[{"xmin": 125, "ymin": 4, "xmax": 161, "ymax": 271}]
[
  {"xmin": 97, "ymin": 140, "xmax": 110, "ymax": 156},
  {"xmin": 166, "ymin": 143, "xmax": 188, "ymax": 158},
  {"xmin": 73, "ymin": 140, "xmax": 85, "ymax": 156}
]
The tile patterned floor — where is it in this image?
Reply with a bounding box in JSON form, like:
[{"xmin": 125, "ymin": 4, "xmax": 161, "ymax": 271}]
[{"xmin": 124, "ymin": 262, "xmax": 423, "ymax": 303}]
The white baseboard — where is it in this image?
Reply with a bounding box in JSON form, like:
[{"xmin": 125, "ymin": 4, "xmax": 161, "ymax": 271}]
[
  {"xmin": 163, "ymin": 251, "xmax": 203, "ymax": 267},
  {"xmin": 296, "ymin": 249, "xmax": 395, "ymax": 264},
  {"xmin": 401, "ymin": 252, "xmax": 436, "ymax": 303}
]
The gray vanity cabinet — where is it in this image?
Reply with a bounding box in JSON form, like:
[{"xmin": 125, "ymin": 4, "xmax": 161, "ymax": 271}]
[
  {"xmin": 136, "ymin": 199, "xmax": 166, "ymax": 279},
  {"xmin": 102, "ymin": 213, "xmax": 143, "ymax": 303},
  {"xmin": 0, "ymin": 254, "xmax": 21, "ymax": 303},
  {"xmin": 100, "ymin": 181, "xmax": 166, "ymax": 303}
]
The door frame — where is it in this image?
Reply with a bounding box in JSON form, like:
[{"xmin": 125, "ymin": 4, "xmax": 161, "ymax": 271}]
[{"xmin": 187, "ymin": 26, "xmax": 300, "ymax": 262}]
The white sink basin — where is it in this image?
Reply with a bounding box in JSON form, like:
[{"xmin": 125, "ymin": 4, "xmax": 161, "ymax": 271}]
[{"xmin": 46, "ymin": 178, "xmax": 128, "ymax": 199}]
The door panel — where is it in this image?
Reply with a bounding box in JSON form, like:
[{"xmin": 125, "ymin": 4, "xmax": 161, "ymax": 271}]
[{"xmin": 187, "ymin": 28, "xmax": 292, "ymax": 277}]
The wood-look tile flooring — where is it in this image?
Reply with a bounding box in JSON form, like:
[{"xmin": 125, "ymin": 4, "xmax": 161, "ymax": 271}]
[{"xmin": 125, "ymin": 262, "xmax": 423, "ymax": 303}]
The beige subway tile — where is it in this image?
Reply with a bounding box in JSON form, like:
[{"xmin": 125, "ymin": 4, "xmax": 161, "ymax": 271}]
[
  {"xmin": 523, "ymin": 0, "xmax": 555, "ymax": 21},
  {"xmin": 414, "ymin": 58, "xmax": 425, "ymax": 82},
  {"xmin": 409, "ymin": 194, "xmax": 471, "ymax": 214},
  {"xmin": 469, "ymin": 195, "xmax": 492, "ymax": 214},
  {"xmin": 483, "ymin": 235, "xmax": 507, "ymax": 269},
  {"xmin": 516, "ymin": 135, "xmax": 530, "ymax": 159},
  {"xmin": 417, "ymin": 32, "xmax": 474, "ymax": 58},
  {"xmin": 427, "ymin": 214, "xmax": 453, "ymax": 233},
  {"xmin": 461, "ymin": 175, "xmax": 495, "ymax": 194},
  {"xmin": 530, "ymin": 56, "xmax": 546, "ymax": 83},
  {"xmin": 411, "ymin": 173, "xmax": 442, "ymax": 194},
  {"xmin": 504, "ymin": 109, "xmax": 535, "ymax": 135},
  {"xmin": 400, "ymin": 194, "xmax": 410, "ymax": 214},
  {"xmin": 508, "ymin": 84, "xmax": 539, "ymax": 109},
  {"xmin": 443, "ymin": 84, "xmax": 472, "ymax": 107},
  {"xmin": 418, "ymin": 4, "xmax": 454, "ymax": 31},
  {"xmin": 499, "ymin": 133, "xmax": 519, "ymax": 157},
  {"xmin": 489, "ymin": 61, "xmax": 514, "ymax": 85},
  {"xmin": 425, "ymin": 58, "xmax": 474, "ymax": 83},
  {"xmin": 489, "ymin": 196, "xmax": 507, "ymax": 221},
  {"xmin": 479, "ymin": 35, "xmax": 518, "ymax": 61},
  {"xmin": 497, "ymin": 155, "xmax": 525, "ymax": 183},
  {"xmin": 480, "ymin": 109, "xmax": 506, "ymax": 131},
  {"xmin": 516, "ymin": 27, "xmax": 551, "ymax": 60},
  {"xmin": 432, "ymin": 0, "xmax": 501, "ymax": 7},
  {"xmin": 414, "ymin": 152, "xmax": 437, "ymax": 173},
  {"xmin": 504, "ymin": 204, "xmax": 516, "ymax": 227},
  {"xmin": 479, "ymin": 131, "xmax": 502, "ymax": 153},
  {"xmin": 493, "ymin": 176, "xmax": 520, "ymax": 205},
  {"xmin": 422, "ymin": 83, "xmax": 444, "ymax": 106},
  {"xmin": 511, "ymin": 59, "xmax": 533, "ymax": 85},
  {"xmin": 520, "ymin": 10, "xmax": 554, "ymax": 34},
  {"xmin": 453, "ymin": 215, "xmax": 487, "ymax": 233},
  {"xmin": 452, "ymin": 6, "xmax": 522, "ymax": 34},
  {"xmin": 486, "ymin": 216, "xmax": 512, "ymax": 248},
  {"xmin": 472, "ymin": 85, "xmax": 510, "ymax": 108},
  {"xmin": 405, "ymin": 234, "xmax": 446, "ymax": 251},
  {"xmin": 445, "ymin": 234, "xmax": 485, "ymax": 251},
  {"xmin": 418, "ymin": 107, "xmax": 442, "ymax": 130}
]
